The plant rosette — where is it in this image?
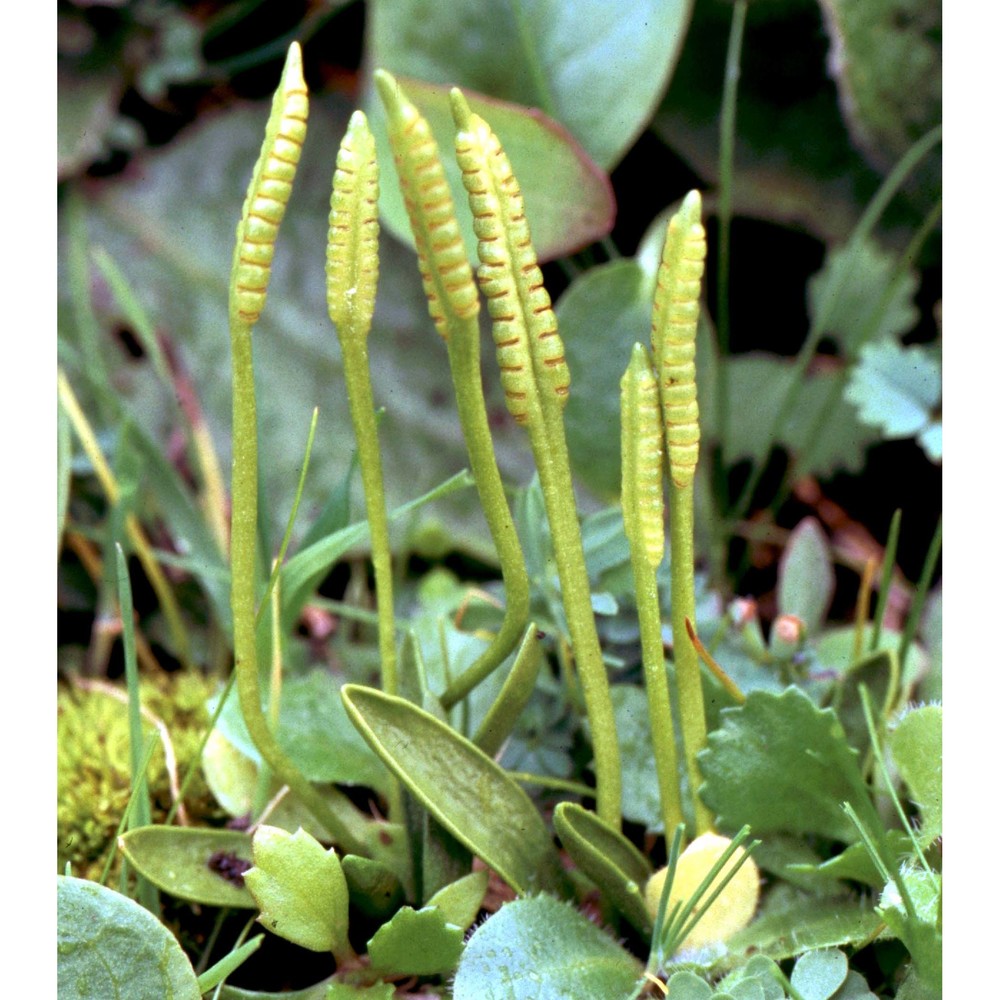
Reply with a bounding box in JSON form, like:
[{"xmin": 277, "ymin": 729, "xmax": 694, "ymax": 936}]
[{"xmin": 644, "ymin": 831, "xmax": 761, "ymax": 950}]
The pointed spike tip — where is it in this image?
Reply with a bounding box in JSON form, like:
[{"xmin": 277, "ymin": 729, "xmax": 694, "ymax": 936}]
[
  {"xmin": 449, "ymin": 88, "xmax": 472, "ymax": 130},
  {"xmin": 281, "ymin": 41, "xmax": 305, "ymax": 90},
  {"xmin": 373, "ymin": 68, "xmax": 399, "ymax": 110}
]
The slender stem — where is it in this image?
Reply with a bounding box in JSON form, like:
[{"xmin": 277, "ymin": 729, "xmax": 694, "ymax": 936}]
[
  {"xmin": 230, "ymin": 320, "xmax": 366, "ymax": 855},
  {"xmin": 528, "ymin": 412, "xmax": 622, "ymax": 828},
  {"xmin": 669, "ymin": 482, "xmax": 712, "ymax": 836},
  {"xmin": 621, "ymin": 344, "xmax": 683, "ymax": 837},
  {"xmin": 440, "ymin": 322, "xmax": 531, "ymax": 708},
  {"xmin": 714, "ymin": 0, "xmax": 747, "ymax": 471},
  {"xmin": 339, "ymin": 335, "xmax": 397, "ymax": 694},
  {"xmin": 374, "ymin": 72, "xmax": 529, "ymax": 708},
  {"xmin": 871, "ymin": 509, "xmax": 903, "ymax": 650},
  {"xmin": 634, "ymin": 552, "xmax": 684, "ymax": 837},
  {"xmin": 451, "ymin": 90, "xmax": 621, "ymax": 827},
  {"xmin": 899, "ymin": 516, "xmax": 941, "ymax": 666}
]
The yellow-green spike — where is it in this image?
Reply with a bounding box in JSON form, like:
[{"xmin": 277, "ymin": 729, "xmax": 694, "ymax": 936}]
[
  {"xmin": 621, "ymin": 344, "xmax": 665, "ymax": 570},
  {"xmin": 651, "ymin": 190, "xmax": 706, "ymax": 488},
  {"xmin": 450, "ymin": 89, "xmax": 570, "ymax": 426},
  {"xmin": 230, "ymin": 42, "xmax": 308, "ymax": 326},
  {"xmin": 374, "ymin": 70, "xmax": 479, "ymax": 339},
  {"xmin": 326, "ymin": 110, "xmax": 380, "ymax": 336}
]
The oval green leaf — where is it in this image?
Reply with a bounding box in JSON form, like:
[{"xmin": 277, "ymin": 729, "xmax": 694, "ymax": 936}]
[
  {"xmin": 367, "ymin": 76, "xmax": 614, "ymax": 265},
  {"xmin": 58, "ymin": 875, "xmax": 201, "ymax": 999},
  {"xmin": 367, "ymin": 906, "xmax": 465, "ymax": 976},
  {"xmin": 554, "ymin": 802, "xmax": 652, "ymax": 934},
  {"xmin": 453, "ymin": 894, "xmax": 643, "ymax": 1000},
  {"xmin": 777, "ymin": 518, "xmax": 834, "ymax": 635},
  {"xmin": 425, "ymin": 870, "xmax": 490, "ymax": 932},
  {"xmin": 341, "ymin": 684, "xmax": 566, "ymax": 895},
  {"xmin": 790, "ymin": 949, "xmax": 849, "ymax": 1000},
  {"xmin": 244, "ymin": 825, "xmax": 350, "ymax": 953},
  {"xmin": 118, "ymin": 826, "xmax": 255, "ymax": 908}
]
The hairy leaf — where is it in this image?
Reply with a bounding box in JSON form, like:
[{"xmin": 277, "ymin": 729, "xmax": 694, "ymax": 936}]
[
  {"xmin": 453, "ymin": 894, "xmax": 643, "ymax": 1000},
  {"xmin": 699, "ymin": 688, "xmax": 881, "ymax": 843},
  {"xmin": 57, "ymin": 876, "xmax": 200, "ymax": 999}
]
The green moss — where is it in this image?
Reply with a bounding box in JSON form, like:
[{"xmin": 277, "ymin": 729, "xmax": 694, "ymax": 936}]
[{"xmin": 58, "ymin": 671, "xmax": 223, "ymax": 881}]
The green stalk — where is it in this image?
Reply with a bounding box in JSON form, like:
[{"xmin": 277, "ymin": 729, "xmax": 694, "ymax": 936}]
[
  {"xmin": 713, "ymin": 0, "xmax": 748, "ymax": 473},
  {"xmin": 374, "ymin": 71, "xmax": 530, "ymax": 709},
  {"xmin": 228, "ymin": 44, "xmax": 366, "ymax": 855},
  {"xmin": 899, "ymin": 516, "xmax": 941, "ymax": 666},
  {"xmin": 327, "ymin": 110, "xmax": 397, "ymax": 697},
  {"xmin": 652, "ymin": 191, "xmax": 712, "ymax": 836},
  {"xmin": 871, "ymin": 508, "xmax": 902, "ymax": 651},
  {"xmin": 620, "ymin": 344, "xmax": 683, "ymax": 838},
  {"xmin": 451, "ymin": 89, "xmax": 621, "ymax": 828}
]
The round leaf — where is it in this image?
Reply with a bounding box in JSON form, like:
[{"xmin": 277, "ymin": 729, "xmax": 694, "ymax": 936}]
[
  {"xmin": 57, "ymin": 875, "xmax": 200, "ymax": 999},
  {"xmin": 790, "ymin": 949, "xmax": 849, "ymax": 1000},
  {"xmin": 453, "ymin": 895, "xmax": 643, "ymax": 1000}
]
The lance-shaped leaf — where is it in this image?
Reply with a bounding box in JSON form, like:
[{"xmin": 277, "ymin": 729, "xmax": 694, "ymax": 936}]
[
  {"xmin": 651, "ymin": 190, "xmax": 706, "ymax": 488},
  {"xmin": 341, "ymin": 684, "xmax": 566, "ymax": 895},
  {"xmin": 554, "ymin": 802, "xmax": 653, "ymax": 934},
  {"xmin": 229, "ymin": 42, "xmax": 308, "ymax": 326},
  {"xmin": 118, "ymin": 826, "xmax": 255, "ymax": 909},
  {"xmin": 374, "ymin": 69, "xmax": 479, "ymax": 339},
  {"xmin": 451, "ymin": 88, "xmax": 570, "ymax": 428},
  {"xmin": 244, "ymin": 826, "xmax": 351, "ymax": 954},
  {"xmin": 620, "ymin": 342, "xmax": 665, "ymax": 570}
]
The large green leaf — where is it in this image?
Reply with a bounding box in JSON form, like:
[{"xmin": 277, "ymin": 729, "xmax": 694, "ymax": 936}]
[
  {"xmin": 698, "ymin": 688, "xmax": 881, "ymax": 843},
  {"xmin": 213, "ymin": 670, "xmax": 389, "ymax": 793},
  {"xmin": 57, "ymin": 876, "xmax": 201, "ymax": 999},
  {"xmin": 700, "ymin": 355, "xmax": 882, "ymax": 477},
  {"xmin": 817, "ymin": 0, "xmax": 941, "ymax": 171},
  {"xmin": 557, "ymin": 259, "xmax": 654, "ymax": 498},
  {"xmin": 452, "ymin": 894, "xmax": 643, "ymax": 1000},
  {"xmin": 806, "ymin": 238, "xmax": 920, "ymax": 354},
  {"xmin": 719, "ymin": 888, "xmax": 883, "ymax": 971},
  {"xmin": 368, "ymin": 0, "xmax": 694, "ymax": 170},
  {"xmin": 341, "ymin": 685, "xmax": 566, "ymax": 895},
  {"xmin": 118, "ymin": 826, "xmax": 255, "ymax": 908},
  {"xmin": 367, "ymin": 77, "xmax": 615, "ymax": 266}
]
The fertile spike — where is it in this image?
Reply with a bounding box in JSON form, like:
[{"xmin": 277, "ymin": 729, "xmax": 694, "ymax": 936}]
[
  {"xmin": 621, "ymin": 344, "xmax": 666, "ymax": 569},
  {"xmin": 374, "ymin": 70, "xmax": 479, "ymax": 339},
  {"xmin": 231, "ymin": 43, "xmax": 308, "ymax": 325},
  {"xmin": 651, "ymin": 190, "xmax": 706, "ymax": 488},
  {"xmin": 450, "ymin": 89, "xmax": 570, "ymax": 426},
  {"xmin": 326, "ymin": 110, "xmax": 380, "ymax": 335}
]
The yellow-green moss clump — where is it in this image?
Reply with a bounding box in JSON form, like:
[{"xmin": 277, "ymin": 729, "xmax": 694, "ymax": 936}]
[{"xmin": 57, "ymin": 671, "xmax": 222, "ymax": 880}]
